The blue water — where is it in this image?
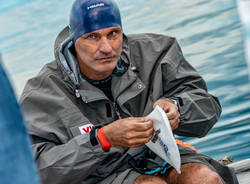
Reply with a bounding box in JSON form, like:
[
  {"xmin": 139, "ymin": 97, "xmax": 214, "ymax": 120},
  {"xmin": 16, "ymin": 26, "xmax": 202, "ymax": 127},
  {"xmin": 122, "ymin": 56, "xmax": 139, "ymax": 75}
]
[{"xmin": 0, "ymin": 0, "xmax": 249, "ymax": 162}]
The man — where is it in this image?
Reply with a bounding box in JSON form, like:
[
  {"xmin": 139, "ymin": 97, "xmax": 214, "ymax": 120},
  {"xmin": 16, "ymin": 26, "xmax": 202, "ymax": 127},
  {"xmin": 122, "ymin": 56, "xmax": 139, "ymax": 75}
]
[{"xmin": 20, "ymin": 0, "xmax": 238, "ymax": 183}]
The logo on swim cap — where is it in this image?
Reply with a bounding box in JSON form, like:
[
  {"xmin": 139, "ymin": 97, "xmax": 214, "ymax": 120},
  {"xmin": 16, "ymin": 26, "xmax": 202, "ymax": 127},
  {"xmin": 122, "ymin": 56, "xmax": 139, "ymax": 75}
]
[
  {"xmin": 69, "ymin": 0, "xmax": 122, "ymax": 43},
  {"xmin": 87, "ymin": 3, "xmax": 105, "ymax": 10}
]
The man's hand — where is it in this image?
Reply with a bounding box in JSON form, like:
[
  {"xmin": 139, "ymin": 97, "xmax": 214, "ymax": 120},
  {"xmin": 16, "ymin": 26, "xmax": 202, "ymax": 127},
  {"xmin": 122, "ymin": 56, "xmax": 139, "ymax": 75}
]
[
  {"xmin": 153, "ymin": 98, "xmax": 180, "ymax": 130},
  {"xmin": 103, "ymin": 117, "xmax": 154, "ymax": 148}
]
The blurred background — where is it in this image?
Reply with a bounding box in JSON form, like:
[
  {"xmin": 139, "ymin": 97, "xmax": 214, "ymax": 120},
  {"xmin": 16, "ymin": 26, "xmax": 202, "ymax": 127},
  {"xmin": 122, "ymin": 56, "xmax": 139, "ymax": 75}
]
[{"xmin": 0, "ymin": 0, "xmax": 249, "ymax": 162}]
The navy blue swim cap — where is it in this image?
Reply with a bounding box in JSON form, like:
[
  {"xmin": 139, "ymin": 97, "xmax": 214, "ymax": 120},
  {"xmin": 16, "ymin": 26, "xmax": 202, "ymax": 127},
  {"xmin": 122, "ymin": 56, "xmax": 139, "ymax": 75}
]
[{"xmin": 69, "ymin": 0, "xmax": 122, "ymax": 43}]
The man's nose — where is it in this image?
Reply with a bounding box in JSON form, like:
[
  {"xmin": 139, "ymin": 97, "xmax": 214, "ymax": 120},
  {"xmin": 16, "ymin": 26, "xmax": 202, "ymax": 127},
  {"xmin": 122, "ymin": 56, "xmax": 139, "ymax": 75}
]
[{"xmin": 99, "ymin": 37, "xmax": 112, "ymax": 53}]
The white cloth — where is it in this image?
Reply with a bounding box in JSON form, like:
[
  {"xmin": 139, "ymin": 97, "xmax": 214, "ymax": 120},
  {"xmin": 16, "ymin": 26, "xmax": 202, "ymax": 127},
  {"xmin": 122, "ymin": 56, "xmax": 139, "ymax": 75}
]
[{"xmin": 146, "ymin": 105, "xmax": 181, "ymax": 173}]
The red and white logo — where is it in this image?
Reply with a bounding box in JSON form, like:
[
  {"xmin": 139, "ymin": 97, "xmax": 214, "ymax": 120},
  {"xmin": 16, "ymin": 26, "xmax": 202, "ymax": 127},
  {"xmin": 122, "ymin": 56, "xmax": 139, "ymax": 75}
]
[{"xmin": 78, "ymin": 124, "xmax": 94, "ymax": 135}]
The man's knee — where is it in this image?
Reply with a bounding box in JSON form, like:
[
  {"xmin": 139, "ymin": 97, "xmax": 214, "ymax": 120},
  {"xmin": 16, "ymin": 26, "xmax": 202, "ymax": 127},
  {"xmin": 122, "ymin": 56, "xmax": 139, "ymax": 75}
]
[
  {"xmin": 192, "ymin": 164, "xmax": 224, "ymax": 184},
  {"xmin": 163, "ymin": 163, "xmax": 224, "ymax": 184},
  {"xmin": 134, "ymin": 175, "xmax": 168, "ymax": 184}
]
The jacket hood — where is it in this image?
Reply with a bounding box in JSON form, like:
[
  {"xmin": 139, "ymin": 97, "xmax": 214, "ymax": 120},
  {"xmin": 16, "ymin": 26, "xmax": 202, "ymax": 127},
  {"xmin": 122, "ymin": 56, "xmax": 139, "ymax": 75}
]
[{"xmin": 54, "ymin": 26, "xmax": 81, "ymax": 86}]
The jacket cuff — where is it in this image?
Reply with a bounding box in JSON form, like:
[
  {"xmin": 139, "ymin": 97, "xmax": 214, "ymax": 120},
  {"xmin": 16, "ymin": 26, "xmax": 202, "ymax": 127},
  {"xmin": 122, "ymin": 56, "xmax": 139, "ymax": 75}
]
[
  {"xmin": 168, "ymin": 96, "xmax": 184, "ymax": 123},
  {"xmin": 89, "ymin": 125, "xmax": 102, "ymax": 146}
]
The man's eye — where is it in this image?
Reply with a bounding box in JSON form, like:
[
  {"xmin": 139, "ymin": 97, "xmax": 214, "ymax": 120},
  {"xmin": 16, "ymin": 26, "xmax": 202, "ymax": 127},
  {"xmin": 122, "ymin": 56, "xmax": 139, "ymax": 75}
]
[
  {"xmin": 87, "ymin": 34, "xmax": 96, "ymax": 39},
  {"xmin": 108, "ymin": 31, "xmax": 119, "ymax": 39},
  {"xmin": 111, "ymin": 31, "xmax": 118, "ymax": 36}
]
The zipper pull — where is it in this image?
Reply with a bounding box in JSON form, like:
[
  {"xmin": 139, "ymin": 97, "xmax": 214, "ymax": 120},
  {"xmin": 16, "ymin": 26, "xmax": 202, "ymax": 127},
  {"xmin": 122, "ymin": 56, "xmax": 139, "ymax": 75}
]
[
  {"xmin": 113, "ymin": 102, "xmax": 121, "ymax": 119},
  {"xmin": 75, "ymin": 89, "xmax": 81, "ymax": 98}
]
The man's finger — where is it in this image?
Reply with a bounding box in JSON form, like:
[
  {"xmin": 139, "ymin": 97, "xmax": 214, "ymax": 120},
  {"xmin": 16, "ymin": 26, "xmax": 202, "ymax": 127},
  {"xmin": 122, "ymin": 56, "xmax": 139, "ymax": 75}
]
[
  {"xmin": 127, "ymin": 137, "xmax": 154, "ymax": 148},
  {"xmin": 166, "ymin": 111, "xmax": 176, "ymax": 119},
  {"xmin": 132, "ymin": 120, "xmax": 153, "ymax": 131}
]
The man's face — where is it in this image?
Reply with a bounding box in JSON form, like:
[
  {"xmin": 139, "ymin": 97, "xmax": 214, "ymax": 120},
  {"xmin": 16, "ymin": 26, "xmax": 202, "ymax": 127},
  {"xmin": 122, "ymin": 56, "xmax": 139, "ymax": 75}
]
[{"xmin": 75, "ymin": 27, "xmax": 123, "ymax": 80}]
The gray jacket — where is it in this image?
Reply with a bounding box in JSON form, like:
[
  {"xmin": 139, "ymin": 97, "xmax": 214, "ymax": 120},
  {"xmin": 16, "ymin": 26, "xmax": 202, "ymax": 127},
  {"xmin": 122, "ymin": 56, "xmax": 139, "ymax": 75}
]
[{"xmin": 20, "ymin": 27, "xmax": 221, "ymax": 184}]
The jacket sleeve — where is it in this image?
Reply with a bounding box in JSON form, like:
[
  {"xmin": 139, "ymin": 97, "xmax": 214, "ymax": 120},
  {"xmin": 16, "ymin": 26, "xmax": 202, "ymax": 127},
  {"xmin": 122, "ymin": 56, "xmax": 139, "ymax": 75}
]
[
  {"xmin": 160, "ymin": 39, "xmax": 222, "ymax": 137},
  {"xmin": 19, "ymin": 72, "xmax": 125, "ymax": 184}
]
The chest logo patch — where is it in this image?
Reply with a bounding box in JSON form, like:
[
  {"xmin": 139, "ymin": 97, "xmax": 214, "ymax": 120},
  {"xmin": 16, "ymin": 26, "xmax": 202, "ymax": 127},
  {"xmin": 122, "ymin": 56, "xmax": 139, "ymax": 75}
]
[{"xmin": 78, "ymin": 124, "xmax": 94, "ymax": 135}]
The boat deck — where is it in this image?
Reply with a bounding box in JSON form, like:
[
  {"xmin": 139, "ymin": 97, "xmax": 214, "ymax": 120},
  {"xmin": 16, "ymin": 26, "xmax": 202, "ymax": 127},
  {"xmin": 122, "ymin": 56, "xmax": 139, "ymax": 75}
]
[{"xmin": 228, "ymin": 159, "xmax": 250, "ymax": 184}]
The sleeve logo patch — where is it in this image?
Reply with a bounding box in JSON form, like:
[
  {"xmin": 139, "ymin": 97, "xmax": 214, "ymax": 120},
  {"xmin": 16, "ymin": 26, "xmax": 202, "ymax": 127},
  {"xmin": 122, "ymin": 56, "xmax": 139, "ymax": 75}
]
[{"xmin": 78, "ymin": 124, "xmax": 94, "ymax": 135}]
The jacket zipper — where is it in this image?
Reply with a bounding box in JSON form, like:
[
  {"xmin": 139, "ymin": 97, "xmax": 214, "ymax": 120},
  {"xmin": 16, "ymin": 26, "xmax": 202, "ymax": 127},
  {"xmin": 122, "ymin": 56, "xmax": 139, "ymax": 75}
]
[
  {"xmin": 75, "ymin": 89, "xmax": 81, "ymax": 98},
  {"xmin": 113, "ymin": 102, "xmax": 121, "ymax": 119}
]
